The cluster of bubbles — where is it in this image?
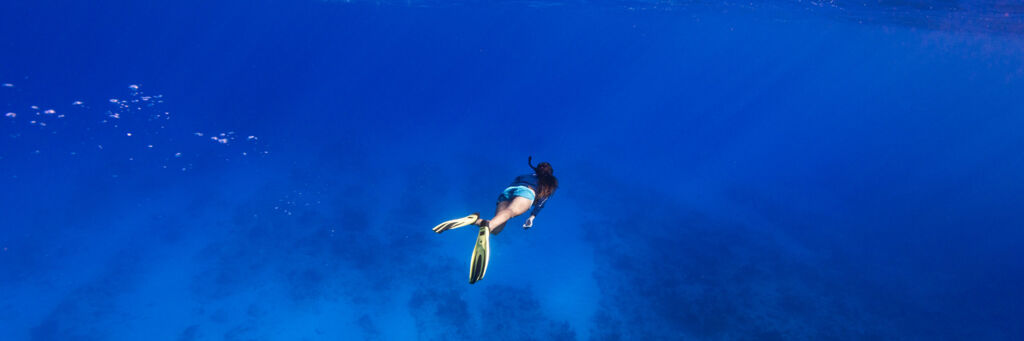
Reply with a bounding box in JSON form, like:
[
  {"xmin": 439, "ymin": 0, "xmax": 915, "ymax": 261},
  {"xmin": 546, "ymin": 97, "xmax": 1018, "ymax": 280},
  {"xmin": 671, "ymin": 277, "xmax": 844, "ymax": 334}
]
[
  {"xmin": 4, "ymin": 83, "xmax": 66, "ymax": 128},
  {"xmin": 2, "ymin": 83, "xmax": 269, "ymax": 171},
  {"xmin": 1, "ymin": 83, "xmax": 332, "ymax": 219},
  {"xmin": 274, "ymin": 190, "xmax": 322, "ymax": 216}
]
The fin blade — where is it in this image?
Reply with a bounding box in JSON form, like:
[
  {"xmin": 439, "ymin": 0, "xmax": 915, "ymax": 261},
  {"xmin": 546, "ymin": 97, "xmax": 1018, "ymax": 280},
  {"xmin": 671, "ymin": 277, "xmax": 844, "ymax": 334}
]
[
  {"xmin": 469, "ymin": 224, "xmax": 490, "ymax": 284},
  {"xmin": 432, "ymin": 213, "xmax": 479, "ymax": 233}
]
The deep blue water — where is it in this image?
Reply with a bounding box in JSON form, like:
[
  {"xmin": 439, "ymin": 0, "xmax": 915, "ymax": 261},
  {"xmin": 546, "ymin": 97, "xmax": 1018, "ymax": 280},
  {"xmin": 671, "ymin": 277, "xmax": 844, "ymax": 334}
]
[{"xmin": 2, "ymin": 1, "xmax": 1023, "ymax": 340}]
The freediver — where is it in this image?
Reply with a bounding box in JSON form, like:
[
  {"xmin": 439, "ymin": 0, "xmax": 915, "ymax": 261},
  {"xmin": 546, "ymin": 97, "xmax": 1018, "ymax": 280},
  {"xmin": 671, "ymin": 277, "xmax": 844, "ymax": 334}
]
[{"xmin": 432, "ymin": 156, "xmax": 559, "ymax": 284}]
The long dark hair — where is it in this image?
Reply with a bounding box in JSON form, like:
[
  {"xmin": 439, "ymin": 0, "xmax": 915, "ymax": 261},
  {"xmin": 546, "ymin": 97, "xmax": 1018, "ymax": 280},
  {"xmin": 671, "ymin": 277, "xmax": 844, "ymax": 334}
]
[{"xmin": 528, "ymin": 156, "xmax": 558, "ymax": 200}]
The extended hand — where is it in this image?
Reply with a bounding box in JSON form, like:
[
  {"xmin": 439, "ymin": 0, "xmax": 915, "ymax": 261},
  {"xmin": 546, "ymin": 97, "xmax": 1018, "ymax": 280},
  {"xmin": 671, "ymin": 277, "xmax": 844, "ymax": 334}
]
[{"xmin": 523, "ymin": 215, "xmax": 535, "ymax": 229}]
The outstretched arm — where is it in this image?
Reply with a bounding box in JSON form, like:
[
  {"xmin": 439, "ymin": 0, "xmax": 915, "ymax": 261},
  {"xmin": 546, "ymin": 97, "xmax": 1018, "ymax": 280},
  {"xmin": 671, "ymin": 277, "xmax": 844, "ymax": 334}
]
[{"xmin": 523, "ymin": 197, "xmax": 549, "ymax": 229}]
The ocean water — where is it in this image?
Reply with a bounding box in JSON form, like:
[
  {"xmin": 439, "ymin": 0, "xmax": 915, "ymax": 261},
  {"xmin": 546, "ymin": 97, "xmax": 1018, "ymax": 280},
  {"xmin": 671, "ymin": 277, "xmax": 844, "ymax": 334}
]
[{"xmin": 2, "ymin": 1, "xmax": 1022, "ymax": 340}]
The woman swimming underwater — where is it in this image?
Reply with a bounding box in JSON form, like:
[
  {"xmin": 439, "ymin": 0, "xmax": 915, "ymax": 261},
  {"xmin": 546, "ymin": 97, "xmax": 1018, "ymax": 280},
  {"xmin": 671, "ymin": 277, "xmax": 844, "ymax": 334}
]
[{"xmin": 432, "ymin": 156, "xmax": 559, "ymax": 284}]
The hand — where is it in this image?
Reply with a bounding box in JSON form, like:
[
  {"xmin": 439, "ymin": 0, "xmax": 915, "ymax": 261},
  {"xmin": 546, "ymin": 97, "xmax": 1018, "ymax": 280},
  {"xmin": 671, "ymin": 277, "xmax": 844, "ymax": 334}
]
[{"xmin": 523, "ymin": 215, "xmax": 535, "ymax": 229}]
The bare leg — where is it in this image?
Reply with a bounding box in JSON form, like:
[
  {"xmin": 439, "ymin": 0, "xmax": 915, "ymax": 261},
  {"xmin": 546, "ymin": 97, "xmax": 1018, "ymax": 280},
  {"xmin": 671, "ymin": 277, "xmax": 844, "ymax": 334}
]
[
  {"xmin": 489, "ymin": 201, "xmax": 511, "ymax": 234},
  {"xmin": 484, "ymin": 196, "xmax": 532, "ymax": 235},
  {"xmin": 483, "ymin": 200, "xmax": 510, "ymax": 227},
  {"xmin": 475, "ymin": 201, "xmax": 507, "ymax": 226}
]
